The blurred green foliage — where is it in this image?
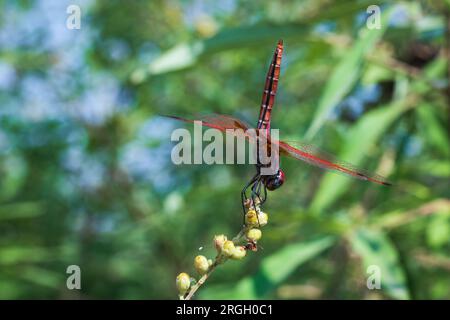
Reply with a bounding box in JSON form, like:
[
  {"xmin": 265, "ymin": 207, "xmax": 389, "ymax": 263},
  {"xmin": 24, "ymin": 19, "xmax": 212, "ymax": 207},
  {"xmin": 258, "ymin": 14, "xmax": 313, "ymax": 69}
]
[{"xmin": 0, "ymin": 0, "xmax": 449, "ymax": 299}]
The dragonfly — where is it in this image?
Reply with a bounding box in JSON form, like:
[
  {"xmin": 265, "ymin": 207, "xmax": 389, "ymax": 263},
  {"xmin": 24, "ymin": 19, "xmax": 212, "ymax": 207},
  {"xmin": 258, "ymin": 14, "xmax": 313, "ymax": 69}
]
[{"xmin": 167, "ymin": 40, "xmax": 391, "ymax": 214}]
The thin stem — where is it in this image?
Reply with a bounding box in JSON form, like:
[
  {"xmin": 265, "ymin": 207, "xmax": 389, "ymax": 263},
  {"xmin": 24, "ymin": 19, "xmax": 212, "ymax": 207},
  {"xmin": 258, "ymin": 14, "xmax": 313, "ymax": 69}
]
[
  {"xmin": 232, "ymin": 227, "xmax": 247, "ymax": 242},
  {"xmin": 184, "ymin": 261, "xmax": 218, "ymax": 300}
]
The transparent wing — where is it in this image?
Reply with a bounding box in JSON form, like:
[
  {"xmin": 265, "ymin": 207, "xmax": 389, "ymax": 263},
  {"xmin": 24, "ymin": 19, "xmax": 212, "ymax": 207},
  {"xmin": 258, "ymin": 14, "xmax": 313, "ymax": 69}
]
[
  {"xmin": 278, "ymin": 140, "xmax": 392, "ymax": 186},
  {"xmin": 165, "ymin": 114, "xmax": 250, "ymax": 131},
  {"xmin": 164, "ymin": 113, "xmax": 259, "ymax": 143}
]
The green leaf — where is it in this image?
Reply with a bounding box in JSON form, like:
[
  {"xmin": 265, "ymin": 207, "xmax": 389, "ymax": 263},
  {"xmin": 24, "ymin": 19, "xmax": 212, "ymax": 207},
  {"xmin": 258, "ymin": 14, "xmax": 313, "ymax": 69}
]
[
  {"xmin": 20, "ymin": 267, "xmax": 63, "ymax": 289},
  {"xmin": 0, "ymin": 277, "xmax": 27, "ymax": 299},
  {"xmin": 131, "ymin": 24, "xmax": 311, "ymax": 81},
  {"xmin": 0, "ymin": 154, "xmax": 27, "ymax": 201},
  {"xmin": 416, "ymin": 102, "xmax": 450, "ymax": 156},
  {"xmin": 131, "ymin": 0, "xmax": 386, "ymax": 81},
  {"xmin": 426, "ymin": 212, "xmax": 450, "ymax": 248},
  {"xmin": 0, "ymin": 201, "xmax": 44, "ymax": 221},
  {"xmin": 417, "ymin": 160, "xmax": 450, "ymax": 178},
  {"xmin": 0, "ymin": 247, "xmax": 50, "ymax": 265},
  {"xmin": 146, "ymin": 42, "xmax": 204, "ymax": 76},
  {"xmin": 200, "ymin": 236, "xmax": 335, "ymax": 299},
  {"xmin": 305, "ymin": 8, "xmax": 393, "ymax": 139},
  {"xmin": 310, "ymin": 100, "xmax": 410, "ymax": 213},
  {"xmin": 350, "ymin": 228, "xmax": 410, "ymax": 300},
  {"xmin": 362, "ymin": 63, "xmax": 394, "ymax": 85}
]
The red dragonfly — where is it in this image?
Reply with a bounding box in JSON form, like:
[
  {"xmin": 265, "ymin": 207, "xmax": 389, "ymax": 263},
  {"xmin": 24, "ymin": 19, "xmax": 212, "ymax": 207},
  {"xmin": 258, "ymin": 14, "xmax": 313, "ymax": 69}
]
[{"xmin": 167, "ymin": 40, "xmax": 391, "ymax": 211}]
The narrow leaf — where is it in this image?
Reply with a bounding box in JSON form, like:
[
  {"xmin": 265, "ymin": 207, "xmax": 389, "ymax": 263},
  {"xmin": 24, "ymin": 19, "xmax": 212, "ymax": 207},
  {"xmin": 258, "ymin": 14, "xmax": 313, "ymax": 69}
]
[
  {"xmin": 350, "ymin": 228, "xmax": 410, "ymax": 300},
  {"xmin": 305, "ymin": 8, "xmax": 393, "ymax": 139}
]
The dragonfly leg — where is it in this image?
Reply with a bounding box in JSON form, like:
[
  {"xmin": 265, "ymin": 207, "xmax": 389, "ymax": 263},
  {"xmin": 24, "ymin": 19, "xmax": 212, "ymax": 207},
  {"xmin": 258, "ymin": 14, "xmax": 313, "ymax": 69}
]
[
  {"xmin": 241, "ymin": 173, "xmax": 259, "ymax": 224},
  {"xmin": 250, "ymin": 178, "xmax": 265, "ymax": 227},
  {"xmin": 255, "ymin": 179, "xmax": 263, "ymax": 204},
  {"xmin": 260, "ymin": 183, "xmax": 268, "ymax": 205},
  {"xmin": 251, "ymin": 178, "xmax": 264, "ymax": 207}
]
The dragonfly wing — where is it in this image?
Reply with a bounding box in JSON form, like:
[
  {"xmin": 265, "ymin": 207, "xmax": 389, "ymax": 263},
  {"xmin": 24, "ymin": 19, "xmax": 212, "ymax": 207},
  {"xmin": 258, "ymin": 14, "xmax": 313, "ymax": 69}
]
[
  {"xmin": 278, "ymin": 140, "xmax": 392, "ymax": 186},
  {"xmin": 165, "ymin": 114, "xmax": 258, "ymax": 143},
  {"xmin": 165, "ymin": 114, "xmax": 250, "ymax": 131},
  {"xmin": 198, "ymin": 114, "xmax": 251, "ymax": 131}
]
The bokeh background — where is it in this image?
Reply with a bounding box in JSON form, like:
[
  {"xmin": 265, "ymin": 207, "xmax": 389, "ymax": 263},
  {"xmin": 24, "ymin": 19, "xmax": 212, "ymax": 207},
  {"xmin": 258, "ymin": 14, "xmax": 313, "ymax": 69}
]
[{"xmin": 0, "ymin": 0, "xmax": 449, "ymax": 299}]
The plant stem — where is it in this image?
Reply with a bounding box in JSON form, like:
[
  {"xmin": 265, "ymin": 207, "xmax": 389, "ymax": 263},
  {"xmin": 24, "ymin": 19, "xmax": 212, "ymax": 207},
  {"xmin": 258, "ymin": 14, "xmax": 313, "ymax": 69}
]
[{"xmin": 184, "ymin": 261, "xmax": 217, "ymax": 300}]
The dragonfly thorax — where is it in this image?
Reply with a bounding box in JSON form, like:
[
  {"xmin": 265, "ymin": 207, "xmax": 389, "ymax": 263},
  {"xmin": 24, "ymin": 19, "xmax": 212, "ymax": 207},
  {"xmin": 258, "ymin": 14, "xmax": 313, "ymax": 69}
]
[{"xmin": 262, "ymin": 169, "xmax": 285, "ymax": 191}]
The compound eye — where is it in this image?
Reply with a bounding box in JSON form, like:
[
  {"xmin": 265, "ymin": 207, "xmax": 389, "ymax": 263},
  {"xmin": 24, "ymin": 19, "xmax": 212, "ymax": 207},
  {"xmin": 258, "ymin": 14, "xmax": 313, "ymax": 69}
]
[{"xmin": 265, "ymin": 170, "xmax": 285, "ymax": 191}]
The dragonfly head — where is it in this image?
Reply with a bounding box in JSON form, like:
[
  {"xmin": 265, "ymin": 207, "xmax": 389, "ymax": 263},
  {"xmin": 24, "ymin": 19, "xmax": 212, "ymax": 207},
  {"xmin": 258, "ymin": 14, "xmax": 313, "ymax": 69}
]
[{"xmin": 264, "ymin": 169, "xmax": 285, "ymax": 191}]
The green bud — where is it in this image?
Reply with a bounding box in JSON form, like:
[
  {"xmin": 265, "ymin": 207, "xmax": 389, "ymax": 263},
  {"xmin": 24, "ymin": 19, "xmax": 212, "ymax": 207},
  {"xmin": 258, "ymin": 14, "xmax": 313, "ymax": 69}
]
[
  {"xmin": 258, "ymin": 212, "xmax": 268, "ymax": 227},
  {"xmin": 176, "ymin": 272, "xmax": 191, "ymax": 295},
  {"xmin": 194, "ymin": 255, "xmax": 209, "ymax": 275},
  {"xmin": 245, "ymin": 210, "xmax": 258, "ymax": 226},
  {"xmin": 231, "ymin": 246, "xmax": 247, "ymax": 260},
  {"xmin": 246, "ymin": 228, "xmax": 262, "ymax": 241},
  {"xmin": 214, "ymin": 234, "xmax": 227, "ymax": 252},
  {"xmin": 222, "ymin": 240, "xmax": 236, "ymax": 257}
]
